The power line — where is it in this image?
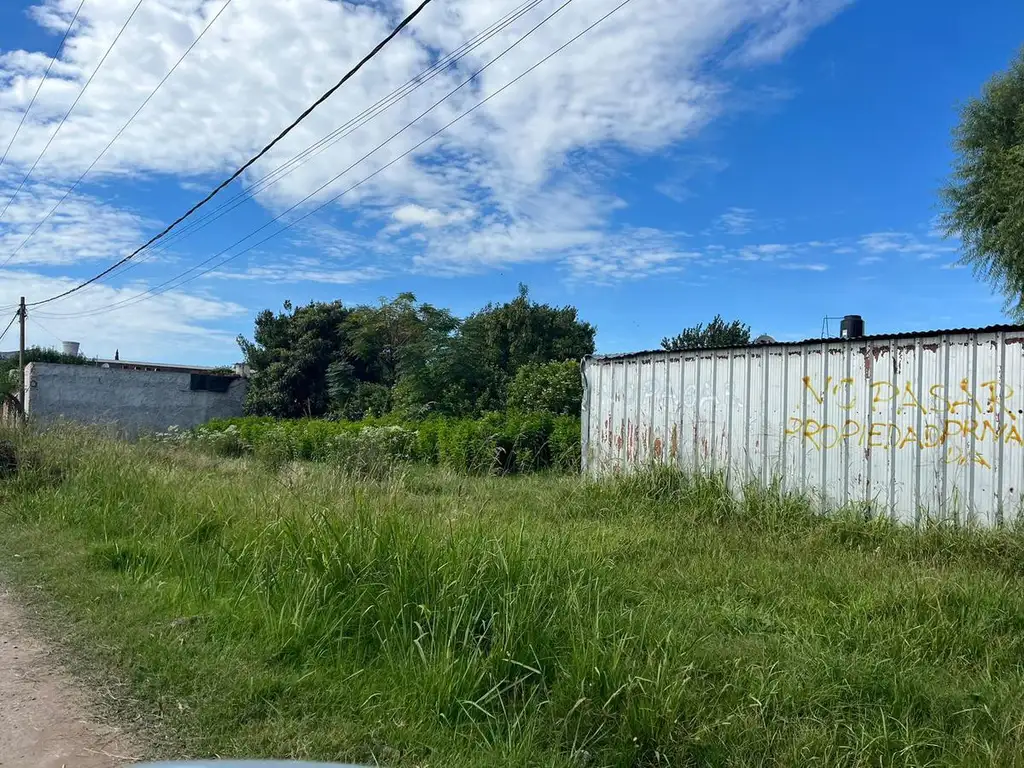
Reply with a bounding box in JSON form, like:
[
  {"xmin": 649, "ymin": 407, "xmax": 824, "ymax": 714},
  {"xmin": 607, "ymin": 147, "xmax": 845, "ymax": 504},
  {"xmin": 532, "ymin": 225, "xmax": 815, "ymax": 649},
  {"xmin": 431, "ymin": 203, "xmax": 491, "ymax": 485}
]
[
  {"xmin": 77, "ymin": 0, "xmax": 547, "ymax": 291},
  {"xmin": 0, "ymin": 311, "xmax": 18, "ymax": 347},
  {"xmin": 38, "ymin": 0, "xmax": 636, "ymax": 321},
  {"xmin": 0, "ymin": 0, "xmax": 146, "ymax": 226},
  {"xmin": 27, "ymin": 315, "xmax": 64, "ymax": 347},
  {"xmin": 0, "ymin": 0, "xmax": 235, "ymax": 269},
  {"xmin": 38, "ymin": 0, "xmax": 579, "ymax": 317},
  {"xmin": 27, "ymin": 0, "xmax": 437, "ymax": 308},
  {"xmin": 0, "ymin": 0, "xmax": 87, "ymax": 174}
]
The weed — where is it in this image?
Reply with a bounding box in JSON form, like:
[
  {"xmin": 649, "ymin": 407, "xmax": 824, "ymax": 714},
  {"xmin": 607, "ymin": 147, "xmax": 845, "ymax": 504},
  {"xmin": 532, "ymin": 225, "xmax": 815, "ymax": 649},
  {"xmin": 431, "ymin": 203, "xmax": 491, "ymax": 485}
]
[{"xmin": 4, "ymin": 428, "xmax": 1024, "ymax": 766}]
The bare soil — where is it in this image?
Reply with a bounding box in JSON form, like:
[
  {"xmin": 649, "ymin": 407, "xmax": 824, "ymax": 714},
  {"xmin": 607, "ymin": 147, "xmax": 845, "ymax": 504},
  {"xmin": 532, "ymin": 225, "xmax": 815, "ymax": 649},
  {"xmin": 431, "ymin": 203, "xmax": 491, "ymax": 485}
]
[{"xmin": 0, "ymin": 587, "xmax": 139, "ymax": 767}]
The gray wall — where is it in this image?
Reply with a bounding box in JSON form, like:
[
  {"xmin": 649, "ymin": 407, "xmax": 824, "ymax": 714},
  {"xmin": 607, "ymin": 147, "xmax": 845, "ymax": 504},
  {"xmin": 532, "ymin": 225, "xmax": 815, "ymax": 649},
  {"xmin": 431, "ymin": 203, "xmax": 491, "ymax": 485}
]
[{"xmin": 24, "ymin": 362, "xmax": 246, "ymax": 437}]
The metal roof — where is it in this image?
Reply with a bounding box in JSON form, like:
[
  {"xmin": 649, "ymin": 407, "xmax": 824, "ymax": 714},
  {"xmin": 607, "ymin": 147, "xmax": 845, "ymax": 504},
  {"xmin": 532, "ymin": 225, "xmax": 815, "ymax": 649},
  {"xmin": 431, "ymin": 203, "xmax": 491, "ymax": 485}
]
[{"xmin": 588, "ymin": 323, "xmax": 1024, "ymax": 362}]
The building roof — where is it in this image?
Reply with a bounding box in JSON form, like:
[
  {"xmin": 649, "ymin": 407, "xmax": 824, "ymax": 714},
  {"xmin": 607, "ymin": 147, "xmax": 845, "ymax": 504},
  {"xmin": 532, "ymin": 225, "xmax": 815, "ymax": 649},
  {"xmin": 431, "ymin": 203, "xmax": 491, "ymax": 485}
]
[
  {"xmin": 91, "ymin": 359, "xmax": 238, "ymax": 375},
  {"xmin": 588, "ymin": 323, "xmax": 1024, "ymax": 363}
]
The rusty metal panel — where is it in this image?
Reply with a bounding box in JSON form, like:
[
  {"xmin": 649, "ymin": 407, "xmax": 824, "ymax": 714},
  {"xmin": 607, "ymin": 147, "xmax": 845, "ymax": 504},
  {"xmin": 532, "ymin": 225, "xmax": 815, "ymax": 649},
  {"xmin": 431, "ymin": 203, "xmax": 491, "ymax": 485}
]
[{"xmin": 582, "ymin": 329, "xmax": 1024, "ymax": 526}]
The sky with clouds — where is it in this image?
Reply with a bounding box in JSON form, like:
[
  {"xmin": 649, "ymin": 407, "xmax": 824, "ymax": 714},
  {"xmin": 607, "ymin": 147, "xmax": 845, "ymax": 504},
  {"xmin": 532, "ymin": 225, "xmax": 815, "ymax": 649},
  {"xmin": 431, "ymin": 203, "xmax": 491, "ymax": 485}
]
[{"xmin": 0, "ymin": 0, "xmax": 1020, "ymax": 364}]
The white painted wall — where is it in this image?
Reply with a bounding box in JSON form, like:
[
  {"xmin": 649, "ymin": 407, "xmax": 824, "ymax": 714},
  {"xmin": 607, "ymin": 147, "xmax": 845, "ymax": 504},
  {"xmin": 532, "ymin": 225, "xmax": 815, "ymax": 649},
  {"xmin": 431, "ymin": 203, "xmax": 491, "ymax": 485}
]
[
  {"xmin": 582, "ymin": 327, "xmax": 1024, "ymax": 526},
  {"xmin": 24, "ymin": 362, "xmax": 246, "ymax": 437}
]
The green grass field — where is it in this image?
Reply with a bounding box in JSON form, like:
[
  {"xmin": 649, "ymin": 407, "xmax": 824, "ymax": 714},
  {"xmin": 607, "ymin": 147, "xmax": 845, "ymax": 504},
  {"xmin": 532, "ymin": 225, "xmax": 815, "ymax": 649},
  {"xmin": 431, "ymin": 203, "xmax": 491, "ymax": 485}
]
[{"xmin": 4, "ymin": 426, "xmax": 1024, "ymax": 766}]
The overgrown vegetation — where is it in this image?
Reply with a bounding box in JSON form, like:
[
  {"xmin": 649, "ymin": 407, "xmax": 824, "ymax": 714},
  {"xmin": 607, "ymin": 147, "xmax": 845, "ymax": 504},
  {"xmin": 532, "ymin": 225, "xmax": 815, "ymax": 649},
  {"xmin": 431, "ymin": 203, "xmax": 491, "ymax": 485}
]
[
  {"xmin": 0, "ymin": 346, "xmax": 92, "ymax": 398},
  {"xmin": 5, "ymin": 427, "xmax": 1024, "ymax": 765},
  {"xmin": 941, "ymin": 45, "xmax": 1024, "ymax": 317},
  {"xmin": 240, "ymin": 285, "xmax": 595, "ymax": 420},
  {"xmin": 661, "ymin": 314, "xmax": 752, "ymax": 351},
  {"xmin": 158, "ymin": 411, "xmax": 581, "ymax": 475}
]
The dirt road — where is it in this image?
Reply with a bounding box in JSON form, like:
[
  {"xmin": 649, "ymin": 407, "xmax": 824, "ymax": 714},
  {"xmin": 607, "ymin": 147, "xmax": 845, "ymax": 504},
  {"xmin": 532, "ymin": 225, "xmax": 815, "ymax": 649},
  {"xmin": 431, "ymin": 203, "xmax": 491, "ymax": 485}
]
[{"xmin": 0, "ymin": 587, "xmax": 139, "ymax": 767}]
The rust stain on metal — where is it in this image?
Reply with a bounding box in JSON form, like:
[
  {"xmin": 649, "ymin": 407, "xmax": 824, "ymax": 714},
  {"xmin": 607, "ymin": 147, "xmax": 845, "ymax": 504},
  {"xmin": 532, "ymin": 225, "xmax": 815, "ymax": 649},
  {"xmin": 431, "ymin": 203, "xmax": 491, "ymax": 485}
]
[{"xmin": 670, "ymin": 425, "xmax": 678, "ymax": 459}]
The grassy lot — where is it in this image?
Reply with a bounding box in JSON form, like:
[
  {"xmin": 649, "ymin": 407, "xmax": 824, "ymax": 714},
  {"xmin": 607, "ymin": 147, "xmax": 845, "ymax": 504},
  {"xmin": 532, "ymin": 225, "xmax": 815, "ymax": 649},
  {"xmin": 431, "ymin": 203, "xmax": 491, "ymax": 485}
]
[{"xmin": 4, "ymin": 427, "xmax": 1024, "ymax": 766}]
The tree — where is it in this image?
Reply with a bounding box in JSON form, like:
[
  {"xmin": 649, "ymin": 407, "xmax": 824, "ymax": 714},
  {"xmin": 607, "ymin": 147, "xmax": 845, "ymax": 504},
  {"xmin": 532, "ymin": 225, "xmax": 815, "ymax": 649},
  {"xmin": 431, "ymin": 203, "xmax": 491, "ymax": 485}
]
[
  {"xmin": 238, "ymin": 288, "xmax": 596, "ymax": 419},
  {"xmin": 342, "ymin": 293, "xmax": 457, "ymax": 391},
  {"xmin": 455, "ymin": 284, "xmax": 596, "ymax": 412},
  {"xmin": 661, "ymin": 315, "xmax": 751, "ymax": 351},
  {"xmin": 941, "ymin": 47, "xmax": 1024, "ymax": 317},
  {"xmin": 238, "ymin": 295, "xmax": 459, "ymax": 419},
  {"xmin": 238, "ymin": 300, "xmax": 350, "ymax": 418},
  {"xmin": 507, "ymin": 360, "xmax": 582, "ymax": 416}
]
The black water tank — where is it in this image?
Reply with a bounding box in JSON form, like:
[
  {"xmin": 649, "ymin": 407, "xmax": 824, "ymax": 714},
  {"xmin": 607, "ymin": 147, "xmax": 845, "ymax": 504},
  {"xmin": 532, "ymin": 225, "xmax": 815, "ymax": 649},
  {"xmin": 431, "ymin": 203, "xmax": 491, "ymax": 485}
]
[{"xmin": 840, "ymin": 315, "xmax": 865, "ymax": 339}]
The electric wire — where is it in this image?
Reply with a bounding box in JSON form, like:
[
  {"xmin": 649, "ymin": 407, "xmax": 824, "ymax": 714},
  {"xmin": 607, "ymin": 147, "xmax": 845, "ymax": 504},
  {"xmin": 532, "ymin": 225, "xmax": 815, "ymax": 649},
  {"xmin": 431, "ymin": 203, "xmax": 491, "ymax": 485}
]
[
  {"xmin": 0, "ymin": 0, "xmax": 87, "ymax": 174},
  {"xmin": 75, "ymin": 0, "xmax": 547, "ymax": 291},
  {"xmin": 27, "ymin": 315, "xmax": 64, "ymax": 347},
  {"xmin": 38, "ymin": 0, "xmax": 636, "ymax": 320},
  {"xmin": 37, "ymin": 0, "xmax": 580, "ymax": 318},
  {"xmin": 0, "ymin": 0, "xmax": 235, "ymax": 269},
  {"xmin": 0, "ymin": 311, "xmax": 18, "ymax": 347},
  {"xmin": 0, "ymin": 0, "xmax": 146, "ymax": 226},
  {"xmin": 26, "ymin": 0, "xmax": 437, "ymax": 308}
]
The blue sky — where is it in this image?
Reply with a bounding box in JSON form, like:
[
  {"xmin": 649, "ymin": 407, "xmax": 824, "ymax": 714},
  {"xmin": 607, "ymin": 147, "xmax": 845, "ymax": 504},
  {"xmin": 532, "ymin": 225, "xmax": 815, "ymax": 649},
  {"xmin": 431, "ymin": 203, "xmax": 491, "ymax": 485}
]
[{"xmin": 0, "ymin": 0, "xmax": 1021, "ymax": 364}]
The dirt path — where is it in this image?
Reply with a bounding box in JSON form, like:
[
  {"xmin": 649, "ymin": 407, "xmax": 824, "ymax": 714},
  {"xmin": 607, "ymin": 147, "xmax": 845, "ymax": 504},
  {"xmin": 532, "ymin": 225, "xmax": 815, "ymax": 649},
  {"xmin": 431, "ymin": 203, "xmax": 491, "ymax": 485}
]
[{"xmin": 0, "ymin": 587, "xmax": 140, "ymax": 767}]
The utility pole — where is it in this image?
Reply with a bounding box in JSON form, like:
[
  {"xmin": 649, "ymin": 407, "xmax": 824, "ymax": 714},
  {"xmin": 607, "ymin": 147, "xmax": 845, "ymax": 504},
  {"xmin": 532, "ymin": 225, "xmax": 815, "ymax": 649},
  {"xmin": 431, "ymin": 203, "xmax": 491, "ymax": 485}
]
[{"xmin": 18, "ymin": 296, "xmax": 25, "ymax": 416}]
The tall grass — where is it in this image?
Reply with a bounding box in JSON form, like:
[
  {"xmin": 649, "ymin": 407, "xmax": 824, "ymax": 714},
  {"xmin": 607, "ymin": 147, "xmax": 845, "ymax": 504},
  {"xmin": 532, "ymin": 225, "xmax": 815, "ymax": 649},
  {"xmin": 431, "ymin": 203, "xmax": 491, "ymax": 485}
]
[
  {"xmin": 3, "ymin": 426, "xmax": 1024, "ymax": 765},
  {"xmin": 174, "ymin": 412, "xmax": 582, "ymax": 475}
]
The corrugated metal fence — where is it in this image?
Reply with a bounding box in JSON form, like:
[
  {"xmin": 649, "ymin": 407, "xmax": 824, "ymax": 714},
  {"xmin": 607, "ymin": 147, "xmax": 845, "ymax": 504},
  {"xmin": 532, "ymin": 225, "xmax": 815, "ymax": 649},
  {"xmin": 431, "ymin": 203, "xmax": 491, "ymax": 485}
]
[{"xmin": 581, "ymin": 326, "xmax": 1024, "ymax": 525}]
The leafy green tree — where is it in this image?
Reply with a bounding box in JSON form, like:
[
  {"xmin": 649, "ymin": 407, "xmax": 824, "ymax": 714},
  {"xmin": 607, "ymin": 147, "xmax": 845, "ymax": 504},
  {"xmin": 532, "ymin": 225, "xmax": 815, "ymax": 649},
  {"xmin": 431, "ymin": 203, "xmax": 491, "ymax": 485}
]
[
  {"xmin": 390, "ymin": 317, "xmax": 477, "ymax": 419},
  {"xmin": 661, "ymin": 315, "xmax": 751, "ymax": 351},
  {"xmin": 238, "ymin": 288, "xmax": 595, "ymax": 419},
  {"xmin": 239, "ymin": 295, "xmax": 459, "ymax": 419},
  {"xmin": 455, "ymin": 284, "xmax": 596, "ymax": 411},
  {"xmin": 941, "ymin": 47, "xmax": 1024, "ymax": 316},
  {"xmin": 507, "ymin": 360, "xmax": 582, "ymax": 416},
  {"xmin": 342, "ymin": 292, "xmax": 457, "ymax": 391},
  {"xmin": 239, "ymin": 300, "xmax": 350, "ymax": 418}
]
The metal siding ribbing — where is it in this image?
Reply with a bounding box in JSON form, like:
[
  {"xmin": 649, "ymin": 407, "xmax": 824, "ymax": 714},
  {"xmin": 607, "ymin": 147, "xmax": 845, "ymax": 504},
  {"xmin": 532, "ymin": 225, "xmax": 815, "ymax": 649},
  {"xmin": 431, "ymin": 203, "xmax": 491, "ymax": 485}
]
[{"xmin": 582, "ymin": 329, "xmax": 1024, "ymax": 526}]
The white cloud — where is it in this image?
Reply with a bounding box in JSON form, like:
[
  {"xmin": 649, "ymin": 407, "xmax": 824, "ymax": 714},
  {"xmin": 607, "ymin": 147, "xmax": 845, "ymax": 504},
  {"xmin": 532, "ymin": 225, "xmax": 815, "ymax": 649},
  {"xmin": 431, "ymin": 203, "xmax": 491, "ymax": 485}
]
[
  {"xmin": 0, "ymin": 180, "xmax": 151, "ymax": 266},
  {"xmin": 207, "ymin": 262, "xmax": 386, "ymax": 285},
  {"xmin": 779, "ymin": 262, "xmax": 827, "ymax": 271},
  {"xmin": 0, "ymin": 0, "xmax": 851, "ymax": 281},
  {"xmin": 0, "ymin": 269, "xmax": 246, "ymax": 362},
  {"xmin": 655, "ymin": 154, "xmax": 730, "ymax": 202},
  {"xmin": 390, "ymin": 203, "xmax": 475, "ymax": 229},
  {"xmin": 733, "ymin": 0, "xmax": 852, "ymax": 64},
  {"xmin": 858, "ymin": 231, "xmax": 957, "ymax": 260},
  {"xmin": 714, "ymin": 206, "xmax": 756, "ymax": 235},
  {"xmin": 560, "ymin": 228, "xmax": 698, "ymax": 283}
]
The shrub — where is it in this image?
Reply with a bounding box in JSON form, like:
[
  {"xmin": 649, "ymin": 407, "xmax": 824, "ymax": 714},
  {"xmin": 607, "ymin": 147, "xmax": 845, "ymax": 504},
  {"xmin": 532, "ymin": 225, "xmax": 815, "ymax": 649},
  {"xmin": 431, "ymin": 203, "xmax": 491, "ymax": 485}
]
[
  {"xmin": 550, "ymin": 415, "xmax": 581, "ymax": 472},
  {"xmin": 507, "ymin": 360, "xmax": 582, "ymax": 416},
  {"xmin": 173, "ymin": 412, "xmax": 582, "ymax": 475},
  {"xmin": 329, "ymin": 425, "xmax": 416, "ymax": 480}
]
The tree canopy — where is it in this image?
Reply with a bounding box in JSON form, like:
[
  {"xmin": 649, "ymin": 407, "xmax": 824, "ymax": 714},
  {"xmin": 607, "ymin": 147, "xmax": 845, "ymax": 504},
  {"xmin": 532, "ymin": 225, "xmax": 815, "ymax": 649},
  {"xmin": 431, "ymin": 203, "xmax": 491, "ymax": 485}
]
[
  {"xmin": 661, "ymin": 315, "xmax": 751, "ymax": 351},
  {"xmin": 941, "ymin": 47, "xmax": 1024, "ymax": 317},
  {"xmin": 238, "ymin": 287, "xmax": 595, "ymax": 419}
]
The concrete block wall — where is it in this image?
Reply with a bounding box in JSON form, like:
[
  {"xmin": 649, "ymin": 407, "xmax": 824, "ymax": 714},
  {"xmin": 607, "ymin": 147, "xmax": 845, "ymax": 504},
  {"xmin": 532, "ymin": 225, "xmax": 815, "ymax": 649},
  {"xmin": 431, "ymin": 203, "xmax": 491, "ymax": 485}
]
[{"xmin": 24, "ymin": 362, "xmax": 246, "ymax": 437}]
